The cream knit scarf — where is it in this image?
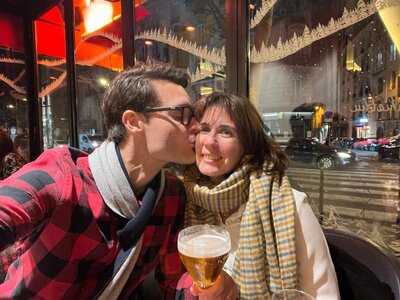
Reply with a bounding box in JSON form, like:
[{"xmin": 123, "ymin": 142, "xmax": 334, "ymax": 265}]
[{"xmin": 183, "ymin": 161, "xmax": 297, "ymax": 299}]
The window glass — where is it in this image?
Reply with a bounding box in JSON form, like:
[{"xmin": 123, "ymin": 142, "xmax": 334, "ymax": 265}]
[
  {"xmin": 36, "ymin": 2, "xmax": 120, "ymax": 152},
  {"xmin": 0, "ymin": 13, "xmax": 30, "ymax": 161},
  {"xmin": 73, "ymin": 0, "xmax": 121, "ymax": 152},
  {"xmin": 36, "ymin": 6, "xmax": 69, "ymax": 149},
  {"xmin": 249, "ymin": 0, "xmax": 400, "ymax": 256},
  {"xmin": 134, "ymin": 0, "xmax": 226, "ymax": 97}
]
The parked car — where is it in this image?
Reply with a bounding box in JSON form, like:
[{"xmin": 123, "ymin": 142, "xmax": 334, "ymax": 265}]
[
  {"xmin": 378, "ymin": 138, "xmax": 400, "ymax": 160},
  {"xmin": 79, "ymin": 134, "xmax": 94, "ymax": 153},
  {"xmin": 331, "ymin": 137, "xmax": 355, "ymax": 150},
  {"xmin": 79, "ymin": 134, "xmax": 104, "ymax": 153},
  {"xmin": 285, "ymin": 138, "xmax": 356, "ymax": 169},
  {"xmin": 352, "ymin": 138, "xmax": 379, "ymax": 151},
  {"xmin": 87, "ymin": 134, "xmax": 104, "ymax": 149}
]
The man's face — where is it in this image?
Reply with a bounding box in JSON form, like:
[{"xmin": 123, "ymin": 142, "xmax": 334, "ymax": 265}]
[{"xmin": 142, "ymin": 80, "xmax": 197, "ymax": 166}]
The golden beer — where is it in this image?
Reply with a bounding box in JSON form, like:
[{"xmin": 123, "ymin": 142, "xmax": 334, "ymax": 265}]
[{"xmin": 178, "ymin": 225, "xmax": 231, "ymax": 289}]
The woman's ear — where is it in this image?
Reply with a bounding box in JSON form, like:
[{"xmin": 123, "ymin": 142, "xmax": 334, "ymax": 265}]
[{"xmin": 121, "ymin": 110, "xmax": 144, "ymax": 133}]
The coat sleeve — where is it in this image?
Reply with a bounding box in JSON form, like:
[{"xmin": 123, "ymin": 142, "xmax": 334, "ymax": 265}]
[
  {"xmin": 0, "ymin": 150, "xmax": 66, "ymax": 251},
  {"xmin": 293, "ymin": 189, "xmax": 341, "ymax": 300},
  {"xmin": 155, "ymin": 180, "xmax": 187, "ymax": 300}
]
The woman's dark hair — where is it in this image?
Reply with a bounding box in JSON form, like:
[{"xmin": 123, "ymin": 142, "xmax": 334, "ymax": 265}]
[
  {"xmin": 194, "ymin": 92, "xmax": 288, "ymax": 178},
  {"xmin": 0, "ymin": 129, "xmax": 14, "ymax": 164}
]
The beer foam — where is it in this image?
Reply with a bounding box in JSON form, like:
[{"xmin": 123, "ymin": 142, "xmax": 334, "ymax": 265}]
[{"xmin": 178, "ymin": 233, "xmax": 231, "ymax": 258}]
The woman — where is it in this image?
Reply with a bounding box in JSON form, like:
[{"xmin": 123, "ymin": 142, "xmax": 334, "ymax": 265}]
[
  {"xmin": 0, "ymin": 129, "xmax": 26, "ymax": 180},
  {"xmin": 181, "ymin": 93, "xmax": 339, "ymax": 299}
]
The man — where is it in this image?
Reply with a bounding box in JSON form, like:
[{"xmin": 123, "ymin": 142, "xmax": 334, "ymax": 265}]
[{"xmin": 0, "ymin": 64, "xmax": 197, "ymax": 299}]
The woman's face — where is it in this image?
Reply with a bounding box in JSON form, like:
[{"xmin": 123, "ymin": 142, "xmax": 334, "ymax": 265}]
[{"xmin": 196, "ymin": 106, "xmax": 244, "ymax": 180}]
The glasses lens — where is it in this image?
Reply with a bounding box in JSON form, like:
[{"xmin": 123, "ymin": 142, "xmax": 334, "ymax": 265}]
[{"xmin": 182, "ymin": 107, "xmax": 194, "ymax": 125}]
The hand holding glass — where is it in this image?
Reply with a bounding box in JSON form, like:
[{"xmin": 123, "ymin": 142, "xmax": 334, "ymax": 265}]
[{"xmin": 178, "ymin": 224, "xmax": 231, "ymax": 289}]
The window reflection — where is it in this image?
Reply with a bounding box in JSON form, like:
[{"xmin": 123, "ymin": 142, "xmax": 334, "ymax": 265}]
[
  {"xmin": 249, "ymin": 0, "xmax": 400, "ymax": 257},
  {"xmin": 134, "ymin": 0, "xmax": 226, "ymax": 97},
  {"xmin": 74, "ymin": 0, "xmax": 122, "ymax": 152},
  {"xmin": 0, "ymin": 13, "xmax": 30, "ymax": 160}
]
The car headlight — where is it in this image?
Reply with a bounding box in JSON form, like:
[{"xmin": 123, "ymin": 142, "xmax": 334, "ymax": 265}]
[{"xmin": 337, "ymin": 152, "xmax": 351, "ymax": 159}]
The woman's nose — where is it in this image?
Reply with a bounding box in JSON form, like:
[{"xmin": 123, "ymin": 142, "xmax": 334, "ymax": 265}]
[{"xmin": 203, "ymin": 132, "xmax": 217, "ymax": 147}]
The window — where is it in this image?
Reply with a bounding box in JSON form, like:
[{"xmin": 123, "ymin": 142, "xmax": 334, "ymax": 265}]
[
  {"xmin": 389, "ymin": 43, "xmax": 397, "ymax": 61},
  {"xmin": 73, "ymin": 0, "xmax": 119, "ymax": 151},
  {"xmin": 377, "ymin": 51, "xmax": 384, "ymax": 66},
  {"xmin": 390, "ymin": 71, "xmax": 396, "ymax": 90},
  {"xmin": 0, "ymin": 13, "xmax": 30, "ymax": 160},
  {"xmin": 249, "ymin": 0, "xmax": 400, "ymax": 258},
  {"xmin": 134, "ymin": 0, "xmax": 226, "ymax": 97},
  {"xmin": 378, "ymin": 77, "xmax": 384, "ymax": 94},
  {"xmin": 398, "ymin": 76, "xmax": 400, "ymax": 97}
]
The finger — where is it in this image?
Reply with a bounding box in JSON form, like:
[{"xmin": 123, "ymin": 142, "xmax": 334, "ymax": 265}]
[
  {"xmin": 190, "ymin": 281, "xmax": 223, "ymax": 297},
  {"xmin": 190, "ymin": 284, "xmax": 200, "ymax": 296}
]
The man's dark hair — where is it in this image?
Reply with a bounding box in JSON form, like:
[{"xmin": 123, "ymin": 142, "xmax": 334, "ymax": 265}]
[{"xmin": 102, "ymin": 63, "xmax": 191, "ymax": 143}]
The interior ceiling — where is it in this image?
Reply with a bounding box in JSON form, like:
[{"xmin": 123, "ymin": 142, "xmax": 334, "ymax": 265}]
[
  {"xmin": 0, "ymin": 0, "xmax": 146, "ymax": 19},
  {"xmin": 0, "ymin": 0, "xmax": 63, "ymax": 18},
  {"xmin": 0, "ymin": 0, "xmax": 148, "ymax": 70}
]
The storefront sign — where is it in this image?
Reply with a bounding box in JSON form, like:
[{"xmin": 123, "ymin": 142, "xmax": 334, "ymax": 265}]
[{"xmin": 351, "ymin": 96, "xmax": 400, "ymax": 113}]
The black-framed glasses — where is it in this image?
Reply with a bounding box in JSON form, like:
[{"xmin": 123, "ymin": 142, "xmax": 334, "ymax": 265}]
[{"xmin": 142, "ymin": 105, "xmax": 195, "ymax": 126}]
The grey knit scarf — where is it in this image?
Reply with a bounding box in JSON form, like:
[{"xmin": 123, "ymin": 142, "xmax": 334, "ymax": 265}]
[{"xmin": 88, "ymin": 140, "xmax": 165, "ymax": 299}]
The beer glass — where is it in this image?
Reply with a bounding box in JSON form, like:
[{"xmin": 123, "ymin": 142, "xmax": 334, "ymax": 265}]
[
  {"xmin": 272, "ymin": 289, "xmax": 315, "ymax": 300},
  {"xmin": 178, "ymin": 224, "xmax": 231, "ymax": 289}
]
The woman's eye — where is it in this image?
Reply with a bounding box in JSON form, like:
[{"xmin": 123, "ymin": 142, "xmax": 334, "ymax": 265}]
[
  {"xmin": 219, "ymin": 129, "xmax": 233, "ymax": 137},
  {"xmin": 199, "ymin": 127, "xmax": 210, "ymax": 133}
]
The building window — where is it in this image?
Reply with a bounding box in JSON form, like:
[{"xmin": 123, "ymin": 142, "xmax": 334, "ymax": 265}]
[
  {"xmin": 398, "ymin": 76, "xmax": 400, "ymax": 97},
  {"xmin": 390, "ymin": 71, "xmax": 397, "ymax": 90},
  {"xmin": 389, "ymin": 43, "xmax": 397, "ymax": 61},
  {"xmin": 249, "ymin": 0, "xmax": 400, "ymax": 259},
  {"xmin": 378, "ymin": 77, "xmax": 384, "ymax": 94},
  {"xmin": 377, "ymin": 51, "xmax": 384, "ymax": 66}
]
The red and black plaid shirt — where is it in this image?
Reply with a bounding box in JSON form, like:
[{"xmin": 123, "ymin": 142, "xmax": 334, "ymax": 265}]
[{"xmin": 0, "ymin": 147, "xmax": 185, "ymax": 299}]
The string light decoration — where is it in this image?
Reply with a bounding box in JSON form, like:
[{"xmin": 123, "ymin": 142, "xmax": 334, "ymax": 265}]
[
  {"xmin": 188, "ymin": 64, "xmax": 222, "ymax": 82},
  {"xmin": 0, "ymin": 73, "xmax": 25, "ymax": 94},
  {"xmin": 250, "ymin": 0, "xmax": 378, "ymax": 63},
  {"xmin": 135, "ymin": 28, "xmax": 226, "ymax": 65},
  {"xmin": 250, "ymin": 0, "xmax": 277, "ymax": 29},
  {"xmin": 1, "ymin": 0, "xmax": 397, "ymax": 96},
  {"xmin": 38, "ymin": 72, "xmax": 67, "ymax": 98}
]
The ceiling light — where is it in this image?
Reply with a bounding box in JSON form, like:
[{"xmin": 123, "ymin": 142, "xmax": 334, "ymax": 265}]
[
  {"xmin": 98, "ymin": 77, "xmax": 109, "ymax": 87},
  {"xmin": 185, "ymin": 26, "xmax": 195, "ymax": 32},
  {"xmin": 84, "ymin": 0, "xmax": 113, "ymax": 34}
]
